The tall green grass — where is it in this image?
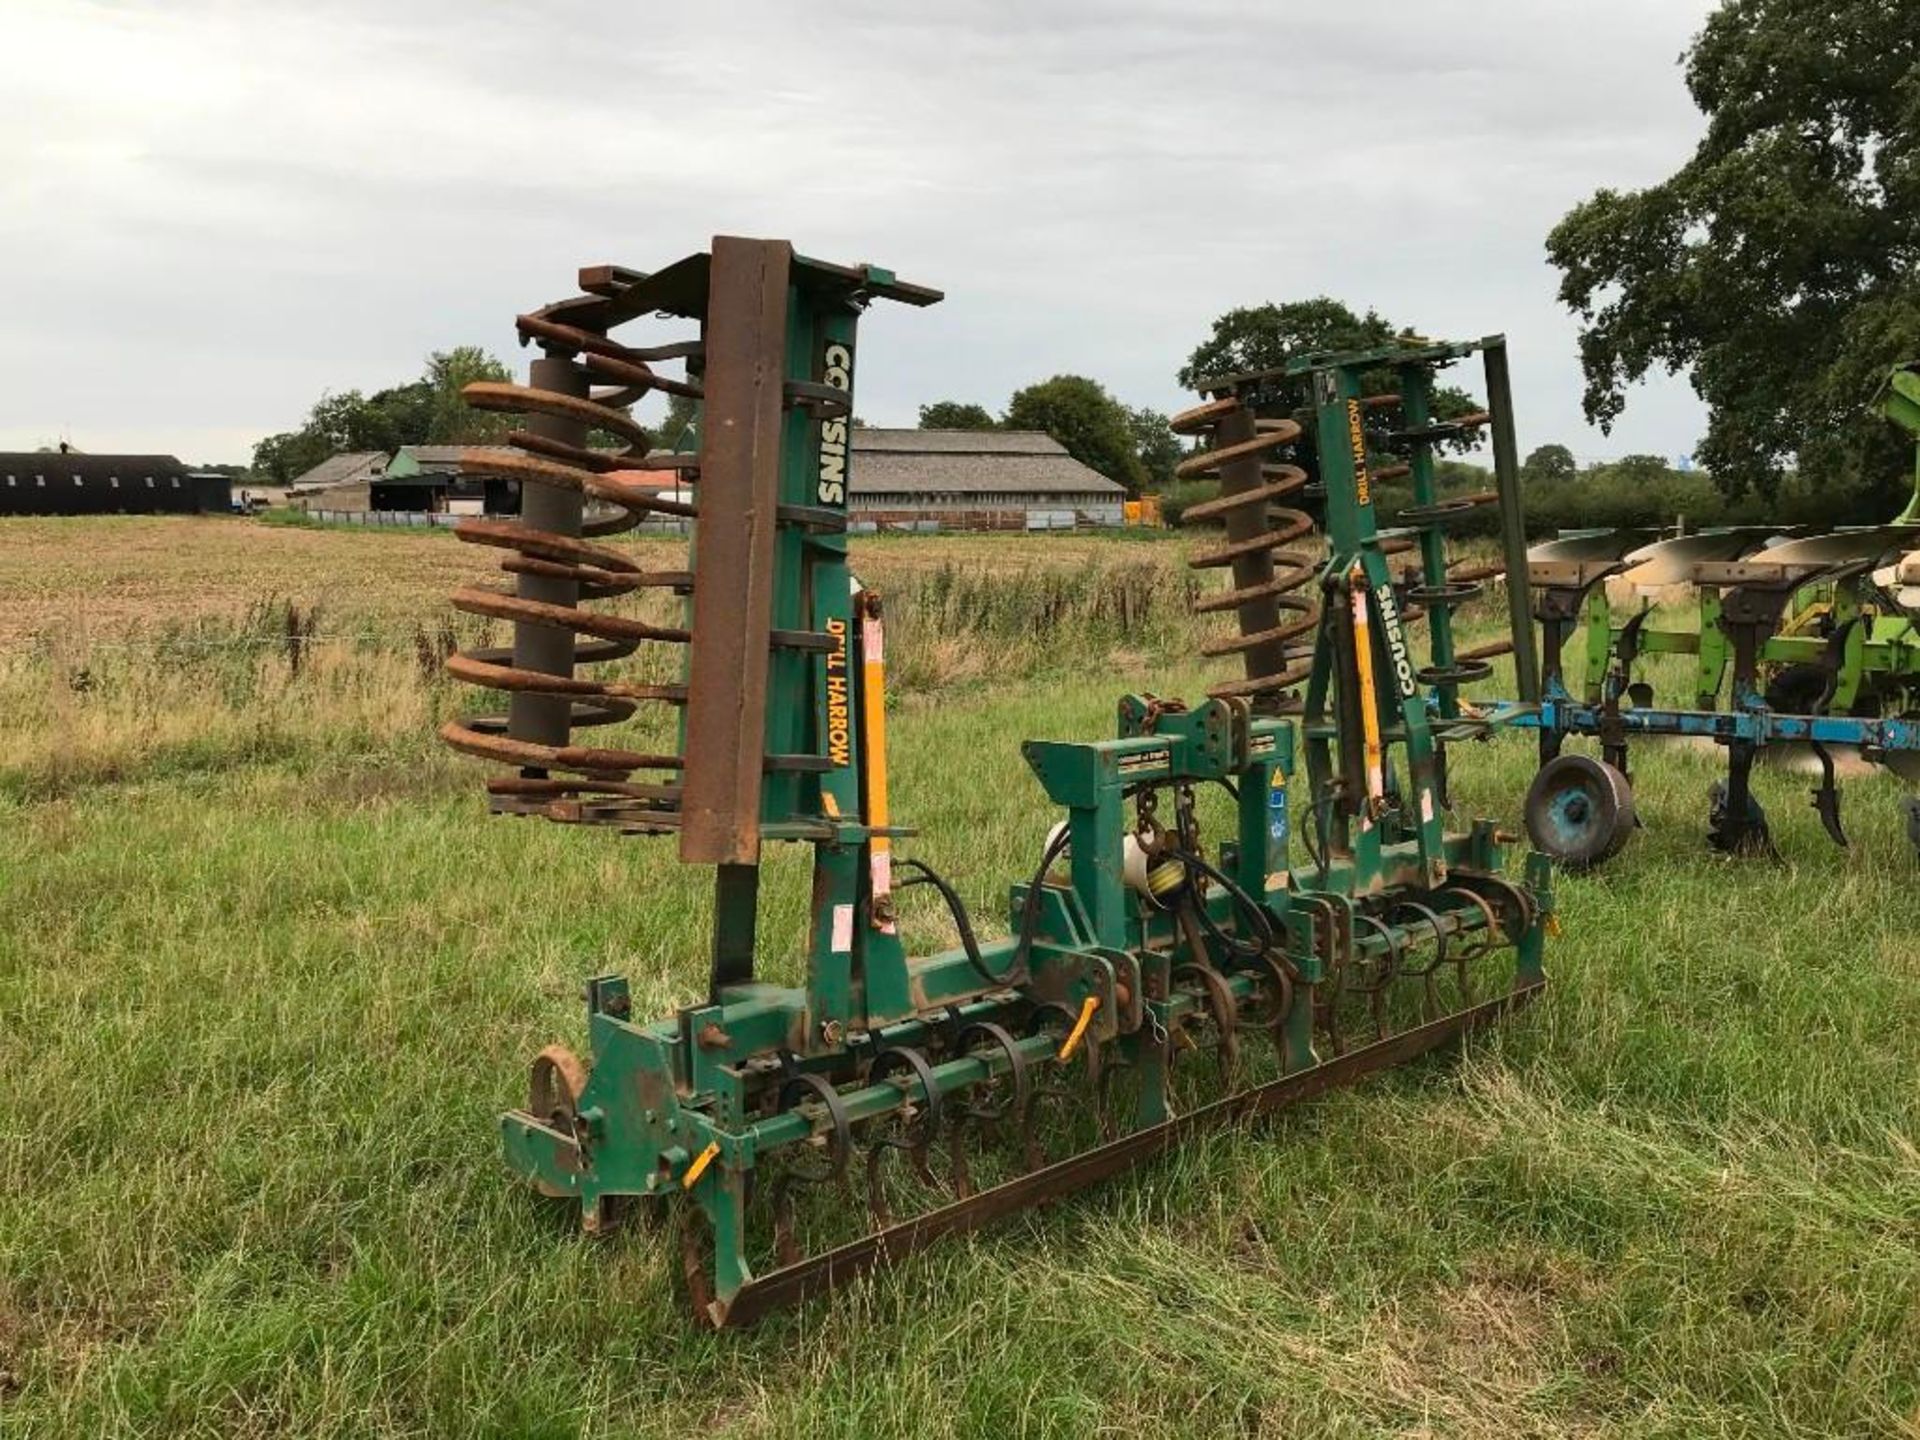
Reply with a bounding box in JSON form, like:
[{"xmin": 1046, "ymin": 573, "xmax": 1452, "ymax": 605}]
[{"xmin": 3, "ymin": 536, "xmax": 1918, "ymax": 1437}]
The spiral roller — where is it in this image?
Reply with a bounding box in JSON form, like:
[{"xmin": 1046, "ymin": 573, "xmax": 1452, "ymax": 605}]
[
  {"xmin": 440, "ymin": 282, "xmax": 707, "ymax": 832},
  {"xmin": 1170, "ymin": 390, "xmax": 1321, "ymax": 713}
]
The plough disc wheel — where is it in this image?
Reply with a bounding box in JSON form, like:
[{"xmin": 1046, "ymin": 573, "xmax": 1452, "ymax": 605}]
[{"xmin": 1525, "ymin": 754, "xmax": 1636, "ymax": 869}]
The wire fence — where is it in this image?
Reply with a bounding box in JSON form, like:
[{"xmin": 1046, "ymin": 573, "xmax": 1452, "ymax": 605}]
[{"xmin": 305, "ymin": 508, "xmax": 462, "ymax": 529}]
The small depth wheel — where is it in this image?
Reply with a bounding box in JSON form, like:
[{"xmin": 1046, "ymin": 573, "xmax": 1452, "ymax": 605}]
[
  {"xmin": 528, "ymin": 1044, "xmax": 589, "ymax": 1198},
  {"xmin": 1525, "ymin": 754, "xmax": 1636, "ymax": 870}
]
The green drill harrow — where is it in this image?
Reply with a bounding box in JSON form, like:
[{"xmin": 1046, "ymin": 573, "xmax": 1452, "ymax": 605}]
[{"xmin": 441, "ymin": 239, "xmax": 1552, "ymax": 1327}]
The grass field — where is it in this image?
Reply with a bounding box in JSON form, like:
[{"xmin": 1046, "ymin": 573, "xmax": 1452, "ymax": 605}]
[{"xmin": 3, "ymin": 516, "xmax": 1919, "ymax": 1438}]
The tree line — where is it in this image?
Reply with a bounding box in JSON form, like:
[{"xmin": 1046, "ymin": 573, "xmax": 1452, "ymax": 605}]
[{"xmin": 1383, "ymin": 448, "xmax": 1827, "ymax": 543}]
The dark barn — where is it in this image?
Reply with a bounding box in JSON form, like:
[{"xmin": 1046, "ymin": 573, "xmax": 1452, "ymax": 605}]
[
  {"xmin": 367, "ymin": 474, "xmax": 452, "ymax": 512},
  {"xmin": 0, "ymin": 453, "xmax": 229, "ymax": 517},
  {"xmin": 382, "ymin": 445, "xmax": 510, "ymax": 515}
]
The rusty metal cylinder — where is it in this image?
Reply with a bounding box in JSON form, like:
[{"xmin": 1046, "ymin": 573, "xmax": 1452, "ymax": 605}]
[{"xmin": 506, "ymin": 352, "xmax": 590, "ymax": 751}]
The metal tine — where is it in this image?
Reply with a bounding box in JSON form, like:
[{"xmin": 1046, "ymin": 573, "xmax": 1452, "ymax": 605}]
[
  {"xmin": 1014, "ymin": 1089, "xmax": 1046, "ymax": 1175},
  {"xmin": 1319, "ymin": 981, "xmax": 1346, "ymax": 1059},
  {"xmin": 946, "ymin": 1022, "xmax": 1035, "ymax": 1195},
  {"xmin": 858, "ymin": 1046, "xmax": 945, "ymax": 1228},
  {"xmin": 1018, "ymin": 1004, "xmax": 1104, "ymax": 1166},
  {"xmin": 1353, "ymin": 916, "xmax": 1404, "ymax": 1045},
  {"xmin": 863, "ymin": 1144, "xmax": 897, "ymax": 1229},
  {"xmin": 907, "ymin": 1142, "xmax": 939, "ymax": 1191},
  {"xmin": 771, "ymin": 1178, "xmax": 806, "ymax": 1269},
  {"xmin": 1237, "ymin": 952, "xmax": 1297, "ymax": 1040},
  {"xmin": 947, "ymin": 1126, "xmax": 973, "ymax": 1201},
  {"xmin": 1388, "ymin": 900, "xmax": 1450, "ymax": 1025},
  {"xmin": 1172, "ymin": 963, "xmax": 1241, "ymax": 1090},
  {"xmin": 764, "ymin": 1071, "xmax": 855, "ymax": 1266}
]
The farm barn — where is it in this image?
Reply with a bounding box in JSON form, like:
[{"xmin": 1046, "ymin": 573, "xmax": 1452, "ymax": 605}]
[
  {"xmin": 848, "ymin": 428, "xmax": 1127, "ymax": 529},
  {"xmin": 291, "ymin": 446, "xmax": 519, "ymax": 516},
  {"xmin": 287, "ymin": 430, "xmax": 1130, "ymax": 530},
  {"xmin": 380, "ymin": 445, "xmax": 524, "ymax": 516},
  {"xmin": 0, "ymin": 451, "xmax": 230, "ymax": 516},
  {"xmin": 286, "ymin": 451, "xmax": 387, "ymax": 506}
]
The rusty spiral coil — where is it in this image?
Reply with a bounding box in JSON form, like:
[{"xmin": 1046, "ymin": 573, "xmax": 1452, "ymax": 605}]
[
  {"xmin": 439, "ymin": 301, "xmax": 706, "ymax": 830},
  {"xmin": 1170, "ymin": 396, "xmax": 1321, "ymax": 712}
]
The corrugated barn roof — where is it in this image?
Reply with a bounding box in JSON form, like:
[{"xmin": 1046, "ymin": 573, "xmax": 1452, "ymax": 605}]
[
  {"xmin": 395, "ymin": 445, "xmax": 471, "ymax": 469},
  {"xmin": 849, "ymin": 429, "xmax": 1124, "ymax": 497},
  {"xmin": 288, "ymin": 451, "xmax": 387, "ymax": 490},
  {"xmin": 289, "ymin": 430, "xmax": 1123, "ymax": 502}
]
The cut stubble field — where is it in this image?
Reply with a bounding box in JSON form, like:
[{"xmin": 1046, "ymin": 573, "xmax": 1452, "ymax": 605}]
[{"xmin": 2, "ymin": 516, "xmax": 1918, "ymax": 1438}]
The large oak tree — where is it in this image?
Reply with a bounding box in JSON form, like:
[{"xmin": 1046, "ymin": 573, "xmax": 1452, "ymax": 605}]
[
  {"xmin": 1177, "ymin": 297, "xmax": 1482, "ymax": 455},
  {"xmin": 1550, "ymin": 0, "xmax": 1919, "ymax": 516}
]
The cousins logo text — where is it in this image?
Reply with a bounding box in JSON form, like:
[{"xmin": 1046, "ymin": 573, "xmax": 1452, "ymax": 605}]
[{"xmin": 817, "ymin": 342, "xmax": 854, "ymax": 505}]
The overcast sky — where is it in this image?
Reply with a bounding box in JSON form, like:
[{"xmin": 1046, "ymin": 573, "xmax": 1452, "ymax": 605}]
[{"xmin": 3, "ymin": 0, "xmax": 1718, "ymax": 466}]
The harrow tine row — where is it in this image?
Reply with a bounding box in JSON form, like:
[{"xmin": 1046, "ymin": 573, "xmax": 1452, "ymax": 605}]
[{"xmin": 694, "ymin": 986, "xmax": 1541, "ymax": 1329}]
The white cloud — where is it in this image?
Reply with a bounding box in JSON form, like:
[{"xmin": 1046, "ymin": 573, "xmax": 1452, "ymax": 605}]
[{"xmin": 0, "ymin": 0, "xmax": 1716, "ymax": 463}]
